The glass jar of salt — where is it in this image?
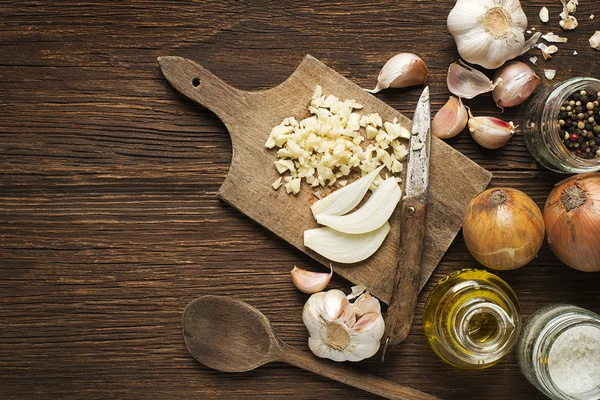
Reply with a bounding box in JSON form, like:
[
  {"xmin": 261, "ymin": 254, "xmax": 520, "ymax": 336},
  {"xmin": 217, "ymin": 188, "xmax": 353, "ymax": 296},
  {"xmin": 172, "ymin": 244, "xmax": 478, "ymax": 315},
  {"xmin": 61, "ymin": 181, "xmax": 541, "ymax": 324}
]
[{"xmin": 517, "ymin": 304, "xmax": 600, "ymax": 400}]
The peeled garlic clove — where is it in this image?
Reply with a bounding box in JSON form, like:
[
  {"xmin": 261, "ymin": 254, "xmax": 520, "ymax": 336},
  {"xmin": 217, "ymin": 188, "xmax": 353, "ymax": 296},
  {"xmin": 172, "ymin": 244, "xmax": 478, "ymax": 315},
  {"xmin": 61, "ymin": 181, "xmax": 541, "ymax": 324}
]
[
  {"xmin": 492, "ymin": 61, "xmax": 540, "ymax": 109},
  {"xmin": 303, "ymin": 222, "xmax": 391, "ymax": 264},
  {"xmin": 432, "ymin": 96, "xmax": 468, "ymax": 139},
  {"xmin": 310, "ymin": 165, "xmax": 384, "ymax": 217},
  {"xmin": 447, "ymin": 61, "xmax": 500, "ymax": 100},
  {"xmin": 291, "ymin": 264, "xmax": 333, "ymax": 294},
  {"xmin": 316, "ymin": 178, "xmax": 401, "ymax": 234},
  {"xmin": 468, "ymin": 109, "xmax": 516, "ymax": 149},
  {"xmin": 366, "ymin": 53, "xmax": 428, "ymax": 94}
]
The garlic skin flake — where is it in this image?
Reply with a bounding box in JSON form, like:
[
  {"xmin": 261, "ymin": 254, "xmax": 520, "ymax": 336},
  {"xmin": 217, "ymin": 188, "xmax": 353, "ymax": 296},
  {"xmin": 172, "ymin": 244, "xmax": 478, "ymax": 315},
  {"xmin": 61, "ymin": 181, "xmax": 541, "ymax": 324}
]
[
  {"xmin": 302, "ymin": 289, "xmax": 385, "ymax": 362},
  {"xmin": 366, "ymin": 53, "xmax": 429, "ymax": 94},
  {"xmin": 316, "ymin": 178, "xmax": 401, "ymax": 234},
  {"xmin": 468, "ymin": 109, "xmax": 516, "ymax": 149},
  {"xmin": 432, "ymin": 96, "xmax": 468, "ymax": 139},
  {"xmin": 291, "ymin": 264, "xmax": 333, "ymax": 294},
  {"xmin": 304, "ymin": 222, "xmax": 390, "ymax": 264},
  {"xmin": 447, "ymin": 61, "xmax": 500, "ymax": 99},
  {"xmin": 447, "ymin": 0, "xmax": 528, "ymax": 69},
  {"xmin": 590, "ymin": 31, "xmax": 600, "ymax": 50}
]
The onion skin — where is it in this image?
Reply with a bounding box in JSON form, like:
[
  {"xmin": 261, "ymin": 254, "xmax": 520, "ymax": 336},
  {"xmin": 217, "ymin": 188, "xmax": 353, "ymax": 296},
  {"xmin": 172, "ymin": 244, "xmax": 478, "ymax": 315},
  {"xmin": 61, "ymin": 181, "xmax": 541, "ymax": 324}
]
[
  {"xmin": 543, "ymin": 173, "xmax": 600, "ymax": 272},
  {"xmin": 463, "ymin": 188, "xmax": 545, "ymax": 270}
]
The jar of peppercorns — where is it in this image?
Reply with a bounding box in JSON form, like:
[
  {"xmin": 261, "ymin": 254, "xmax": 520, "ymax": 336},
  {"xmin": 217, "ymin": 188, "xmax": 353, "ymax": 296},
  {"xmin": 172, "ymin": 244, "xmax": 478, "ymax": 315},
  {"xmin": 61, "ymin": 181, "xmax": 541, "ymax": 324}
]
[{"xmin": 524, "ymin": 77, "xmax": 600, "ymax": 173}]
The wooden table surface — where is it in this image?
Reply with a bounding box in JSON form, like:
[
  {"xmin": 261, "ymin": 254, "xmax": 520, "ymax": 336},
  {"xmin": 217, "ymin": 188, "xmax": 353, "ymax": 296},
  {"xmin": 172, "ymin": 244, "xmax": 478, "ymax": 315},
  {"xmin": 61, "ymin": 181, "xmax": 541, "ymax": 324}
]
[{"xmin": 2, "ymin": 1, "xmax": 600, "ymax": 399}]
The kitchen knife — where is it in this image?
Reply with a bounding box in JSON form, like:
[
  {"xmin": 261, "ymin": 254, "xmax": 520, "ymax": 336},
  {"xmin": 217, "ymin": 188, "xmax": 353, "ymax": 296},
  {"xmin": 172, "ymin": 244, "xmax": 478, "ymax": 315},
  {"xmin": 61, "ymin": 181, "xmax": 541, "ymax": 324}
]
[{"xmin": 383, "ymin": 87, "xmax": 432, "ymax": 354}]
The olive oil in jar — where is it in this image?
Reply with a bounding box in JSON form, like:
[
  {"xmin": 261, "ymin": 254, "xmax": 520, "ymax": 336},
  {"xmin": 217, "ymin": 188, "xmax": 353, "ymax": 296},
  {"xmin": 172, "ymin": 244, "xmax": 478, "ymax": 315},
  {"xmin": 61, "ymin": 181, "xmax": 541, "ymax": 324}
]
[{"xmin": 423, "ymin": 269, "xmax": 521, "ymax": 369}]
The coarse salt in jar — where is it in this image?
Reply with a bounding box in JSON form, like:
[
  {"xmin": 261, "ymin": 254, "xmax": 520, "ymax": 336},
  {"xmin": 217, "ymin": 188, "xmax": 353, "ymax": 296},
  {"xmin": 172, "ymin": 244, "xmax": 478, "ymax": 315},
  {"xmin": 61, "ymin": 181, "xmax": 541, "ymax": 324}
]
[
  {"xmin": 517, "ymin": 304, "xmax": 600, "ymax": 400},
  {"xmin": 524, "ymin": 77, "xmax": 600, "ymax": 174}
]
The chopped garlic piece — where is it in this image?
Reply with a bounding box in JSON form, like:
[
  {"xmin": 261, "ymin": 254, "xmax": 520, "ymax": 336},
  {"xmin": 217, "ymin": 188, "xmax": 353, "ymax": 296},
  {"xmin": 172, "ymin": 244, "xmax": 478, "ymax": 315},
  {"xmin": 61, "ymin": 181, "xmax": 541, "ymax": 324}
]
[
  {"xmin": 573, "ymin": 50, "xmax": 578, "ymax": 55},
  {"xmin": 272, "ymin": 177, "xmax": 283, "ymax": 190},
  {"xmin": 285, "ymin": 178, "xmax": 301, "ymax": 194},
  {"xmin": 544, "ymin": 69, "xmax": 557, "ymax": 80},
  {"xmin": 559, "ymin": 15, "xmax": 578, "ymax": 30},
  {"xmin": 413, "ymin": 142, "xmax": 424, "ymax": 151},
  {"xmin": 539, "ymin": 6, "xmax": 549, "ymax": 23},
  {"xmin": 529, "ymin": 56, "xmax": 538, "ymax": 64},
  {"xmin": 590, "ymin": 14, "xmax": 595, "ymax": 20}
]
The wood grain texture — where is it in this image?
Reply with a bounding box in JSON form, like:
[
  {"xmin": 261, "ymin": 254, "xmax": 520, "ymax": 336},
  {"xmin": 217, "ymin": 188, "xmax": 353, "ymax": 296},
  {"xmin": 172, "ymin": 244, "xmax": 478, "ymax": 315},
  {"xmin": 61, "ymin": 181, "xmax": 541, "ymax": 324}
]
[
  {"xmin": 1, "ymin": 1, "xmax": 600, "ymax": 399},
  {"xmin": 158, "ymin": 55, "xmax": 490, "ymax": 304}
]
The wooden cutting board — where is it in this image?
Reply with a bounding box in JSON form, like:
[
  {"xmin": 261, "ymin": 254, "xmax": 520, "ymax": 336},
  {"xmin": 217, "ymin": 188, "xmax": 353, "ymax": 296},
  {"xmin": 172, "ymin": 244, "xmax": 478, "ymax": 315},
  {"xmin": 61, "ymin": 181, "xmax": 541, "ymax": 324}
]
[{"xmin": 158, "ymin": 55, "xmax": 492, "ymax": 304}]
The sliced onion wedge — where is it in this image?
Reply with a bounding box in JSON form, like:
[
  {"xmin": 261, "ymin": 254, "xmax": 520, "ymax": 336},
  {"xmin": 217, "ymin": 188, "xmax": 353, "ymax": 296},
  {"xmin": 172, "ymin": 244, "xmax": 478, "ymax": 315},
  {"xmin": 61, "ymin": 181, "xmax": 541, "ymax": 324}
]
[
  {"xmin": 315, "ymin": 178, "xmax": 401, "ymax": 234},
  {"xmin": 310, "ymin": 166, "xmax": 384, "ymax": 217},
  {"xmin": 304, "ymin": 222, "xmax": 391, "ymax": 264}
]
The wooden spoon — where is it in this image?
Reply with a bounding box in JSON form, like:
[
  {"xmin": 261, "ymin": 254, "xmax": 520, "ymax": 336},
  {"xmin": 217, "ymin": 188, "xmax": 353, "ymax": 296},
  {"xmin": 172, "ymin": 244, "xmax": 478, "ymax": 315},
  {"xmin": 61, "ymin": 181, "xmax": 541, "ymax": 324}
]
[{"xmin": 183, "ymin": 295, "xmax": 440, "ymax": 400}]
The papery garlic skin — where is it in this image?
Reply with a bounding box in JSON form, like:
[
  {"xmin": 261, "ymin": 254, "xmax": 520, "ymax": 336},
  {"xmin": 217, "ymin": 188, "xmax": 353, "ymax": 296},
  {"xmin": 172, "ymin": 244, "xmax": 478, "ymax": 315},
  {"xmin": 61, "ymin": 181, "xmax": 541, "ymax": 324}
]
[
  {"xmin": 447, "ymin": 62, "xmax": 500, "ymax": 99},
  {"xmin": 432, "ymin": 96, "xmax": 468, "ymax": 139},
  {"xmin": 468, "ymin": 110, "xmax": 516, "ymax": 149},
  {"xmin": 302, "ymin": 289, "xmax": 385, "ymax": 362},
  {"xmin": 492, "ymin": 61, "xmax": 540, "ymax": 109},
  {"xmin": 291, "ymin": 264, "xmax": 333, "ymax": 294},
  {"xmin": 367, "ymin": 53, "xmax": 429, "ymax": 94},
  {"xmin": 447, "ymin": 0, "xmax": 528, "ymax": 69}
]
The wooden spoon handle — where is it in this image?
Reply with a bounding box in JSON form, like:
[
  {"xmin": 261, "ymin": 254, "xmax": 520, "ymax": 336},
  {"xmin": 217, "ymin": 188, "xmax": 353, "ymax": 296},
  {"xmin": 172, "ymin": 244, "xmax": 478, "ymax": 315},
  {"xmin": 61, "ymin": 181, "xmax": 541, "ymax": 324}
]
[
  {"xmin": 157, "ymin": 56, "xmax": 246, "ymax": 126},
  {"xmin": 278, "ymin": 344, "xmax": 440, "ymax": 400}
]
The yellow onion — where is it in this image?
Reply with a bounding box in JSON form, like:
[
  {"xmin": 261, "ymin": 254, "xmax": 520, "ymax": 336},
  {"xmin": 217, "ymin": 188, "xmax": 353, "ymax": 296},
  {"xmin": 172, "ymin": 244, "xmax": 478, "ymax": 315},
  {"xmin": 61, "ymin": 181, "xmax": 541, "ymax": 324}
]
[
  {"xmin": 463, "ymin": 188, "xmax": 545, "ymax": 270},
  {"xmin": 544, "ymin": 173, "xmax": 600, "ymax": 272}
]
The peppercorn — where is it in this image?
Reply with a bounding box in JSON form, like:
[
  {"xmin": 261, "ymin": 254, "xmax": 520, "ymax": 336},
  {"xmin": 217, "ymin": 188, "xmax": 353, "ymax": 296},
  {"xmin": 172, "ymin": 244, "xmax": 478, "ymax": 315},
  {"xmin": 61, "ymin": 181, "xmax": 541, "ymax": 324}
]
[
  {"xmin": 569, "ymin": 133, "xmax": 579, "ymax": 142},
  {"xmin": 568, "ymin": 125, "xmax": 576, "ymax": 133},
  {"xmin": 582, "ymin": 96, "xmax": 590, "ymax": 104},
  {"xmin": 578, "ymin": 121, "xmax": 586, "ymax": 129},
  {"xmin": 588, "ymin": 102, "xmax": 596, "ymax": 110},
  {"xmin": 586, "ymin": 124, "xmax": 593, "ymax": 131},
  {"xmin": 594, "ymin": 126, "xmax": 600, "ymax": 135},
  {"xmin": 573, "ymin": 93, "xmax": 581, "ymax": 101},
  {"xmin": 559, "ymin": 111, "xmax": 568, "ymax": 120}
]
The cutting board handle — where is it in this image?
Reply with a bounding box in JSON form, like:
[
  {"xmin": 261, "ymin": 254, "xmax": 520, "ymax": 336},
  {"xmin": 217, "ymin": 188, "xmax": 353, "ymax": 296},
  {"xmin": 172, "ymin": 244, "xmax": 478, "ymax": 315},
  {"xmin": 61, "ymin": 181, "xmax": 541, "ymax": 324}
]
[{"xmin": 158, "ymin": 56, "xmax": 246, "ymax": 126}]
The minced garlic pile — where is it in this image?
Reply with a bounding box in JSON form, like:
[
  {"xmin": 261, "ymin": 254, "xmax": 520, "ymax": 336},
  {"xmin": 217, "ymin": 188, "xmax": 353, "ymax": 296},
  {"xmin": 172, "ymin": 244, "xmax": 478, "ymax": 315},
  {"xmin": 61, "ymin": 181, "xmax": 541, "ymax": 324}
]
[{"xmin": 265, "ymin": 86, "xmax": 409, "ymax": 195}]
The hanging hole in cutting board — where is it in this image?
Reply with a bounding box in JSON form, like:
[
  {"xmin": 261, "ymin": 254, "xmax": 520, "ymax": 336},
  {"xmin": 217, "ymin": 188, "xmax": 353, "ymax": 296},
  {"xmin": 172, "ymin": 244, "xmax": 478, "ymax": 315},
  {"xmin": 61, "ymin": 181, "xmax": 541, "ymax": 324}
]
[{"xmin": 192, "ymin": 77, "xmax": 201, "ymax": 87}]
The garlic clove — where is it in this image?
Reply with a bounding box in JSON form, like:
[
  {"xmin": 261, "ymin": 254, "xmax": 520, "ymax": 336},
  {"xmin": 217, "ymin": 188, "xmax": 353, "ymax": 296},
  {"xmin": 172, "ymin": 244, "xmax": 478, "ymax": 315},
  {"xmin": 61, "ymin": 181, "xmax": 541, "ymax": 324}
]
[
  {"xmin": 303, "ymin": 222, "xmax": 391, "ymax": 264},
  {"xmin": 468, "ymin": 109, "xmax": 516, "ymax": 149},
  {"xmin": 492, "ymin": 61, "xmax": 540, "ymax": 109},
  {"xmin": 432, "ymin": 96, "xmax": 468, "ymax": 139},
  {"xmin": 366, "ymin": 53, "xmax": 428, "ymax": 94},
  {"xmin": 320, "ymin": 289, "xmax": 350, "ymax": 321},
  {"xmin": 290, "ymin": 264, "xmax": 333, "ymax": 294},
  {"xmin": 315, "ymin": 178, "xmax": 401, "ymax": 234},
  {"xmin": 353, "ymin": 292, "xmax": 381, "ymax": 317},
  {"xmin": 447, "ymin": 61, "xmax": 500, "ymax": 100},
  {"xmin": 310, "ymin": 165, "xmax": 384, "ymax": 217}
]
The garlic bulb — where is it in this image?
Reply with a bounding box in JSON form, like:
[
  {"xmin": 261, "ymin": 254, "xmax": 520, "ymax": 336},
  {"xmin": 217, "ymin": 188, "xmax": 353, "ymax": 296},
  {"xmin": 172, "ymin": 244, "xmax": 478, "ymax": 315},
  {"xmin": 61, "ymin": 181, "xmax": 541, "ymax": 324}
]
[
  {"xmin": 302, "ymin": 289, "xmax": 385, "ymax": 362},
  {"xmin": 367, "ymin": 53, "xmax": 429, "ymax": 94},
  {"xmin": 432, "ymin": 96, "xmax": 468, "ymax": 139},
  {"xmin": 492, "ymin": 61, "xmax": 540, "ymax": 109},
  {"xmin": 447, "ymin": 0, "xmax": 528, "ymax": 69},
  {"xmin": 468, "ymin": 109, "xmax": 516, "ymax": 149}
]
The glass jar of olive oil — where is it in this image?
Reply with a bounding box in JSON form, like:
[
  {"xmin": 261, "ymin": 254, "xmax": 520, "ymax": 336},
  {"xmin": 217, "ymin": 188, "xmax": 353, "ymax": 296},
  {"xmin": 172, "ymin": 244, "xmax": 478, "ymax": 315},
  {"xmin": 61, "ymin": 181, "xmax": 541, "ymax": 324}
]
[{"xmin": 423, "ymin": 269, "xmax": 521, "ymax": 369}]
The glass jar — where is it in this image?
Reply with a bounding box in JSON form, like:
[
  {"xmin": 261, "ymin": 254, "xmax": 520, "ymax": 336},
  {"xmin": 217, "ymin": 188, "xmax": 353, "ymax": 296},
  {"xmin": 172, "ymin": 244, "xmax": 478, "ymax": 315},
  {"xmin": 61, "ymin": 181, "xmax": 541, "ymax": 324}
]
[
  {"xmin": 422, "ymin": 269, "xmax": 521, "ymax": 369},
  {"xmin": 523, "ymin": 77, "xmax": 600, "ymax": 173},
  {"xmin": 517, "ymin": 304, "xmax": 600, "ymax": 400}
]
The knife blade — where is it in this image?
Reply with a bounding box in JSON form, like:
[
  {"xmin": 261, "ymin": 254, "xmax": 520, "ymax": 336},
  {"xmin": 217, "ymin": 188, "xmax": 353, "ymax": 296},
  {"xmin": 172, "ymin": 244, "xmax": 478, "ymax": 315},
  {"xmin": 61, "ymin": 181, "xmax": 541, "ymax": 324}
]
[{"xmin": 383, "ymin": 87, "xmax": 431, "ymax": 354}]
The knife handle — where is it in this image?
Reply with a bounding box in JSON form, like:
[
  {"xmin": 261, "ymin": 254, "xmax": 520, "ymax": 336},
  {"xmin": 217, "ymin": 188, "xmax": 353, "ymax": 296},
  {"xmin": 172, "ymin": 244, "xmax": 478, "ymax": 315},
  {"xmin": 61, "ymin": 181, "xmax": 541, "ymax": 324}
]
[{"xmin": 384, "ymin": 197, "xmax": 428, "ymax": 347}]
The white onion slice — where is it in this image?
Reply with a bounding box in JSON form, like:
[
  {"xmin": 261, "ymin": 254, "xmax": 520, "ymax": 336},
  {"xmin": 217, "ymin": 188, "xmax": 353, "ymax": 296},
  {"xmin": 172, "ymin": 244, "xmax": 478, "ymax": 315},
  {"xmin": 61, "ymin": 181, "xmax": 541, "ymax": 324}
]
[
  {"xmin": 304, "ymin": 222, "xmax": 391, "ymax": 264},
  {"xmin": 447, "ymin": 61, "xmax": 500, "ymax": 99},
  {"xmin": 310, "ymin": 166, "xmax": 384, "ymax": 218},
  {"xmin": 315, "ymin": 178, "xmax": 401, "ymax": 234}
]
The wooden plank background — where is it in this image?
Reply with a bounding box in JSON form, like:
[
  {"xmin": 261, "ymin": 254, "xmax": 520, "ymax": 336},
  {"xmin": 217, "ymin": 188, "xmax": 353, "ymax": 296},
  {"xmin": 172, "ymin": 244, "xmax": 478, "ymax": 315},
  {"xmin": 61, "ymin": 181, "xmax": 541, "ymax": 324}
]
[{"xmin": 1, "ymin": 1, "xmax": 599, "ymax": 399}]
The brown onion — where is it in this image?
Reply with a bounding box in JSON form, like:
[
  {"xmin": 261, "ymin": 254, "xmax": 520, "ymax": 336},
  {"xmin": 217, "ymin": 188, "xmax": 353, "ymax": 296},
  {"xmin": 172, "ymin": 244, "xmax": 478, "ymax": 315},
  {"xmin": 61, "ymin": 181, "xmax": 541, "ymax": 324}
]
[
  {"xmin": 463, "ymin": 188, "xmax": 545, "ymax": 270},
  {"xmin": 544, "ymin": 173, "xmax": 600, "ymax": 272}
]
